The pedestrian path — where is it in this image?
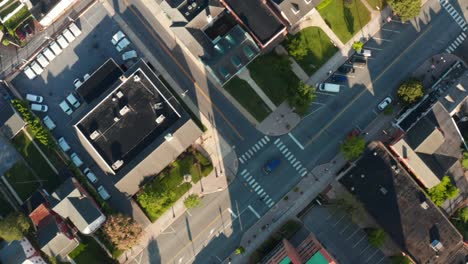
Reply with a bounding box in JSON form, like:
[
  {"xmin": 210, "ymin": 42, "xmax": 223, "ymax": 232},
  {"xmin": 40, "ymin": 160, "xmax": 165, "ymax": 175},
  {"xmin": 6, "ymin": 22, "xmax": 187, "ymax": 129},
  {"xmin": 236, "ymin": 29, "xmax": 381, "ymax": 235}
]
[
  {"xmin": 240, "ymin": 169, "xmax": 275, "ymax": 208},
  {"xmin": 439, "ymin": 0, "xmax": 467, "ymax": 31},
  {"xmin": 446, "ymin": 32, "xmax": 466, "ymax": 53},
  {"xmin": 238, "ymin": 135, "xmax": 270, "ymax": 164},
  {"xmin": 273, "ymin": 138, "xmax": 307, "ymax": 177}
]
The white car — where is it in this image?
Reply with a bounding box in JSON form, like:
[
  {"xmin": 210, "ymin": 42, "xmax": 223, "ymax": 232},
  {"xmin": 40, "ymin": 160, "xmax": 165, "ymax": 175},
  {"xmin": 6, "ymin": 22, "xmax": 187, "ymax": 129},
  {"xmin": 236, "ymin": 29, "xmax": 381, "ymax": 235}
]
[
  {"xmin": 58, "ymin": 137, "xmax": 71, "ymax": 152},
  {"xmin": 62, "ymin": 28, "xmax": 75, "ymax": 43},
  {"xmin": 111, "ymin": 31, "xmax": 126, "ymax": 45},
  {"xmin": 26, "ymin": 94, "xmax": 43, "ymax": 103},
  {"xmin": 68, "ymin": 23, "xmax": 82, "ymax": 37},
  {"xmin": 70, "ymin": 153, "xmax": 83, "ymax": 167},
  {"xmin": 49, "ymin": 41, "xmax": 62, "ymax": 55},
  {"xmin": 31, "ymin": 104, "xmax": 48, "ymax": 112},
  {"xmin": 66, "ymin": 93, "xmax": 80, "ymax": 108},
  {"xmin": 30, "ymin": 61, "xmax": 43, "ymax": 75},
  {"xmin": 83, "ymin": 73, "xmax": 90, "ymax": 81},
  {"xmin": 97, "ymin": 186, "xmax": 111, "ymax": 200},
  {"xmin": 116, "ymin": 38, "xmax": 130, "ymax": 52},
  {"xmin": 378, "ymin": 97, "xmax": 392, "ymax": 111},
  {"xmin": 358, "ymin": 49, "xmax": 372, "ymax": 57},
  {"xmin": 73, "ymin": 78, "xmax": 83, "ymax": 89},
  {"xmin": 83, "ymin": 168, "xmax": 98, "ymax": 183},
  {"xmin": 122, "ymin": 50, "xmax": 137, "ymax": 61},
  {"xmin": 43, "ymin": 116, "xmax": 56, "ymax": 130},
  {"xmin": 36, "ymin": 53, "xmax": 49, "ymax": 68},
  {"xmin": 23, "ymin": 66, "xmax": 36, "ymax": 80},
  {"xmin": 42, "ymin": 47, "xmax": 56, "ymax": 61},
  {"xmin": 56, "ymin": 34, "xmax": 69, "ymax": 49},
  {"xmin": 59, "ymin": 100, "xmax": 73, "ymax": 115}
]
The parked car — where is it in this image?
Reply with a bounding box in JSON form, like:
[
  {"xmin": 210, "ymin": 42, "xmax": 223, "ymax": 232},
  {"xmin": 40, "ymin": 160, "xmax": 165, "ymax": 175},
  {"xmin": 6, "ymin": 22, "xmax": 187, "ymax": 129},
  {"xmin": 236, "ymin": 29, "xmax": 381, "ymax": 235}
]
[
  {"xmin": 23, "ymin": 66, "xmax": 36, "ymax": 80},
  {"xmin": 26, "ymin": 94, "xmax": 44, "ymax": 103},
  {"xmin": 111, "ymin": 30, "xmax": 126, "ymax": 45},
  {"xmin": 122, "ymin": 50, "xmax": 137, "ymax": 61},
  {"xmin": 331, "ymin": 75, "xmax": 347, "ymax": 83},
  {"xmin": 83, "ymin": 73, "xmax": 90, "ymax": 81},
  {"xmin": 97, "ymin": 186, "xmax": 111, "ymax": 200},
  {"xmin": 357, "ymin": 49, "xmax": 372, "ymax": 57},
  {"xmin": 66, "ymin": 93, "xmax": 80, "ymax": 108},
  {"xmin": 49, "ymin": 41, "xmax": 63, "ymax": 55},
  {"xmin": 30, "ymin": 61, "xmax": 43, "ymax": 75},
  {"xmin": 62, "ymin": 28, "xmax": 75, "ymax": 43},
  {"xmin": 263, "ymin": 158, "xmax": 281, "ymax": 174},
  {"xmin": 70, "ymin": 153, "xmax": 83, "ymax": 167},
  {"xmin": 350, "ymin": 56, "xmax": 367, "ymax": 66},
  {"xmin": 73, "ymin": 78, "xmax": 83, "ymax": 89},
  {"xmin": 56, "ymin": 34, "xmax": 69, "ymax": 49},
  {"xmin": 43, "ymin": 116, "xmax": 56, "ymax": 130},
  {"xmin": 30, "ymin": 104, "xmax": 48, "ymax": 112},
  {"xmin": 36, "ymin": 53, "xmax": 49, "ymax": 68},
  {"xmin": 116, "ymin": 38, "xmax": 130, "ymax": 52},
  {"xmin": 377, "ymin": 96, "xmax": 392, "ymax": 111},
  {"xmin": 68, "ymin": 22, "xmax": 82, "ymax": 37},
  {"xmin": 337, "ymin": 65, "xmax": 355, "ymax": 74},
  {"xmin": 318, "ymin": 83, "xmax": 340, "ymax": 93},
  {"xmin": 83, "ymin": 168, "xmax": 98, "ymax": 183},
  {"xmin": 59, "ymin": 100, "xmax": 73, "ymax": 115},
  {"xmin": 58, "ymin": 137, "xmax": 71, "ymax": 152},
  {"xmin": 42, "ymin": 47, "xmax": 56, "ymax": 61}
]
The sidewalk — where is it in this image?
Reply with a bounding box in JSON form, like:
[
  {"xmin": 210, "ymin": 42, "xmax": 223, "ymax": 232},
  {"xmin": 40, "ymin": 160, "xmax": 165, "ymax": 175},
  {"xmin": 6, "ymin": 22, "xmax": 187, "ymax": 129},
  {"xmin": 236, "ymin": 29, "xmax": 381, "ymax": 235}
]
[{"xmin": 256, "ymin": 102, "xmax": 301, "ymax": 136}]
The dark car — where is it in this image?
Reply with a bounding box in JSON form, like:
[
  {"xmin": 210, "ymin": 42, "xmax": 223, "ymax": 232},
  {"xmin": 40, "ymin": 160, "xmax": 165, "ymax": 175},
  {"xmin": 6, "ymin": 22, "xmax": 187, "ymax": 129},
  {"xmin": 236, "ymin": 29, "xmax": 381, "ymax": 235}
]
[
  {"xmin": 351, "ymin": 55, "xmax": 367, "ymax": 65},
  {"xmin": 331, "ymin": 74, "xmax": 347, "ymax": 83},
  {"xmin": 337, "ymin": 65, "xmax": 355, "ymax": 74},
  {"xmin": 263, "ymin": 158, "xmax": 281, "ymax": 174}
]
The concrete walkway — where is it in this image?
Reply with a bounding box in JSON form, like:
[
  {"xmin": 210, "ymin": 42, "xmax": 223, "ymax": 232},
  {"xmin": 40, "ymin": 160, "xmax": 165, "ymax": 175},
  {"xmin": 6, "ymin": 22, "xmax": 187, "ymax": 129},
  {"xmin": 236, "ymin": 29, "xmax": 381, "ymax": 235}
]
[
  {"xmin": 237, "ymin": 69, "xmax": 277, "ymax": 111},
  {"xmin": 275, "ymin": 45, "xmax": 310, "ymax": 83},
  {"xmin": 256, "ymin": 102, "xmax": 301, "ymax": 136}
]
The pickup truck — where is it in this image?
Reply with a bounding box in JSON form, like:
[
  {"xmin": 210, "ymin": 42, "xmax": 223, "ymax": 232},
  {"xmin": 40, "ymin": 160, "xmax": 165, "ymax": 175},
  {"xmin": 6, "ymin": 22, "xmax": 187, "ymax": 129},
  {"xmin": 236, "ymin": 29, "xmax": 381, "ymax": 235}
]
[{"xmin": 263, "ymin": 159, "xmax": 281, "ymax": 174}]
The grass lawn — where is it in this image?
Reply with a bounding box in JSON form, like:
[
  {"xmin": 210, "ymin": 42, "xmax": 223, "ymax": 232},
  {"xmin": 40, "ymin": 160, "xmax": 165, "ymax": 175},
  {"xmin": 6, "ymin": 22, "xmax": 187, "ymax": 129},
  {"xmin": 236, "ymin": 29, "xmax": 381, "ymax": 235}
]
[
  {"xmin": 12, "ymin": 131, "xmax": 61, "ymax": 193},
  {"xmin": 247, "ymin": 53, "xmax": 300, "ymax": 106},
  {"xmin": 137, "ymin": 147, "xmax": 213, "ymax": 222},
  {"xmin": 284, "ymin": 27, "xmax": 338, "ymax": 75},
  {"xmin": 365, "ymin": 0, "xmax": 386, "ymax": 10},
  {"xmin": 3, "ymin": 6, "xmax": 31, "ymax": 30},
  {"xmin": 69, "ymin": 236, "xmax": 116, "ymax": 264},
  {"xmin": 224, "ymin": 77, "xmax": 272, "ymax": 122},
  {"xmin": 318, "ymin": 0, "xmax": 371, "ymax": 43},
  {"xmin": 3, "ymin": 162, "xmax": 39, "ymax": 201}
]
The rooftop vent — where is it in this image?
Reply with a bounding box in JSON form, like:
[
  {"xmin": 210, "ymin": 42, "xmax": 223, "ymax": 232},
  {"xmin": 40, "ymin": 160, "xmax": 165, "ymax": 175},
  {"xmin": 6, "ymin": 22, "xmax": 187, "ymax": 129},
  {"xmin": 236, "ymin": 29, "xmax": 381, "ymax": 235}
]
[
  {"xmin": 207, "ymin": 15, "xmax": 213, "ymax": 23},
  {"xmin": 379, "ymin": 186, "xmax": 387, "ymax": 195},
  {"xmin": 154, "ymin": 103, "xmax": 163, "ymax": 110},
  {"xmin": 165, "ymin": 133, "xmax": 173, "ymax": 142},
  {"xmin": 113, "ymin": 117, "xmax": 120, "ymax": 122},
  {"xmin": 420, "ymin": 201, "xmax": 429, "ymax": 210},
  {"xmin": 111, "ymin": 160, "xmax": 124, "ymax": 170},
  {"xmin": 119, "ymin": 105, "xmax": 130, "ymax": 116},
  {"xmin": 116, "ymin": 91, "xmax": 124, "ymax": 98},
  {"xmin": 373, "ymin": 152, "xmax": 377, "ymax": 156},
  {"xmin": 133, "ymin": 75, "xmax": 141, "ymax": 82},
  {"xmin": 156, "ymin": 114, "xmax": 165, "ymax": 124},
  {"xmin": 90, "ymin": 130, "xmax": 100, "ymax": 140},
  {"xmin": 430, "ymin": 240, "xmax": 444, "ymax": 252}
]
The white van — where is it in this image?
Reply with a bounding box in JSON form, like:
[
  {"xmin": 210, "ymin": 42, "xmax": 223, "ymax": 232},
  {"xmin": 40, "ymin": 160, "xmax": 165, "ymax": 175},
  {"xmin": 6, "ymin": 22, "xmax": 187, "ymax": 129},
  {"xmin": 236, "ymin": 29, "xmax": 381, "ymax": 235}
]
[
  {"xmin": 42, "ymin": 47, "xmax": 56, "ymax": 61},
  {"xmin": 58, "ymin": 137, "xmax": 71, "ymax": 152},
  {"xmin": 358, "ymin": 49, "xmax": 372, "ymax": 57},
  {"xmin": 26, "ymin": 94, "xmax": 43, "ymax": 103},
  {"xmin": 83, "ymin": 168, "xmax": 98, "ymax": 183},
  {"xmin": 66, "ymin": 93, "xmax": 80, "ymax": 108},
  {"xmin": 318, "ymin": 83, "xmax": 340, "ymax": 93},
  {"xmin": 97, "ymin": 186, "xmax": 111, "ymax": 200},
  {"xmin": 49, "ymin": 41, "xmax": 62, "ymax": 55},
  {"xmin": 62, "ymin": 28, "xmax": 75, "ymax": 43},
  {"xmin": 36, "ymin": 54, "xmax": 49, "ymax": 68},
  {"xmin": 68, "ymin": 23, "xmax": 82, "ymax": 37},
  {"xmin": 56, "ymin": 35, "xmax": 69, "ymax": 49},
  {"xmin": 122, "ymin": 50, "xmax": 137, "ymax": 61},
  {"xmin": 30, "ymin": 61, "xmax": 43, "ymax": 75},
  {"xmin": 24, "ymin": 66, "xmax": 36, "ymax": 80},
  {"xmin": 43, "ymin": 116, "xmax": 56, "ymax": 130},
  {"xmin": 59, "ymin": 100, "xmax": 73, "ymax": 115},
  {"xmin": 31, "ymin": 104, "xmax": 48, "ymax": 112},
  {"xmin": 70, "ymin": 153, "xmax": 83, "ymax": 167}
]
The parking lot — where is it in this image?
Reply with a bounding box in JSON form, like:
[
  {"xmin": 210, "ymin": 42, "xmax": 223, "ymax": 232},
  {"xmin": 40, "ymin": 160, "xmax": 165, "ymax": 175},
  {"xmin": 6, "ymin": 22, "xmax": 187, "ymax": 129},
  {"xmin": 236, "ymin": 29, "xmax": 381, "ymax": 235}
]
[
  {"xmin": 9, "ymin": 2, "xmax": 146, "ymax": 220},
  {"xmin": 301, "ymin": 206, "xmax": 390, "ymax": 264}
]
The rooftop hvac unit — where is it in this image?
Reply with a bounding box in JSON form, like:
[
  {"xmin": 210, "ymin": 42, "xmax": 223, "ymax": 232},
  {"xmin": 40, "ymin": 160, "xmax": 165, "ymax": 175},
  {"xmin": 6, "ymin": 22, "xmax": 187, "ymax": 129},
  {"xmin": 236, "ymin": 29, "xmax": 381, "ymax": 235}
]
[
  {"xmin": 116, "ymin": 91, "xmax": 124, "ymax": 98},
  {"xmin": 430, "ymin": 240, "xmax": 444, "ymax": 252},
  {"xmin": 90, "ymin": 130, "xmax": 100, "ymax": 140},
  {"xmin": 114, "ymin": 117, "xmax": 120, "ymax": 122},
  {"xmin": 133, "ymin": 75, "xmax": 141, "ymax": 82},
  {"xmin": 164, "ymin": 133, "xmax": 173, "ymax": 142},
  {"xmin": 154, "ymin": 103, "xmax": 163, "ymax": 110},
  {"xmin": 156, "ymin": 114, "xmax": 165, "ymax": 124},
  {"xmin": 379, "ymin": 186, "xmax": 387, "ymax": 195},
  {"xmin": 111, "ymin": 160, "xmax": 124, "ymax": 170},
  {"xmin": 420, "ymin": 201, "xmax": 429, "ymax": 210},
  {"xmin": 119, "ymin": 105, "xmax": 130, "ymax": 116},
  {"xmin": 112, "ymin": 97, "xmax": 117, "ymax": 102}
]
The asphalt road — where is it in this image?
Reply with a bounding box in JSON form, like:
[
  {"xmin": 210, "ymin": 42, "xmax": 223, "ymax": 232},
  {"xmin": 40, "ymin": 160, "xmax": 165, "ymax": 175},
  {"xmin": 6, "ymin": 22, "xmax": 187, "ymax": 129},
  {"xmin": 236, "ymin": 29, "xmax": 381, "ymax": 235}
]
[{"xmin": 112, "ymin": 0, "xmax": 467, "ymax": 262}]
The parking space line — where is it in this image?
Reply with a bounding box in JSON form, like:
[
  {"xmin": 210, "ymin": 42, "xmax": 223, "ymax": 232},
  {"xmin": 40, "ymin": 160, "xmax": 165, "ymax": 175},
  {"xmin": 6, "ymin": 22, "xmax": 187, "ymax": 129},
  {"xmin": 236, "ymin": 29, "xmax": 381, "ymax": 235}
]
[
  {"xmin": 381, "ymin": 28, "xmax": 400, "ymax": 33},
  {"xmin": 352, "ymin": 234, "xmax": 366, "ymax": 248},
  {"xmin": 315, "ymin": 91, "xmax": 337, "ymax": 96},
  {"xmin": 339, "ymin": 223, "xmax": 352, "ymax": 234},
  {"xmin": 333, "ymin": 215, "xmax": 346, "ymax": 226},
  {"xmin": 372, "ymin": 37, "xmax": 391, "ymax": 42},
  {"xmin": 365, "ymin": 249, "xmax": 380, "ymax": 263},
  {"xmin": 346, "ymin": 228, "xmax": 361, "ymax": 240},
  {"xmin": 248, "ymin": 205, "xmax": 261, "ymax": 219},
  {"xmin": 364, "ymin": 46, "xmax": 382, "ymax": 51},
  {"xmin": 359, "ymin": 245, "xmax": 371, "ymax": 255},
  {"xmin": 375, "ymin": 255, "xmax": 386, "ymax": 264}
]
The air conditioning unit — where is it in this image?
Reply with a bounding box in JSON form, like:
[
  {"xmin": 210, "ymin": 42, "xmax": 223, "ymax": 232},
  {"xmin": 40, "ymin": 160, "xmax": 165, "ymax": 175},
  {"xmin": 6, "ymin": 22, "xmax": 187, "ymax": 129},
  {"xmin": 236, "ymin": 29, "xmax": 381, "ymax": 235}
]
[
  {"xmin": 119, "ymin": 105, "xmax": 130, "ymax": 116},
  {"xmin": 90, "ymin": 130, "xmax": 100, "ymax": 140},
  {"xmin": 156, "ymin": 114, "xmax": 165, "ymax": 124},
  {"xmin": 379, "ymin": 186, "xmax": 387, "ymax": 195},
  {"xmin": 164, "ymin": 133, "xmax": 173, "ymax": 142},
  {"xmin": 113, "ymin": 117, "xmax": 120, "ymax": 122},
  {"xmin": 154, "ymin": 103, "xmax": 163, "ymax": 110},
  {"xmin": 111, "ymin": 160, "xmax": 124, "ymax": 170},
  {"xmin": 420, "ymin": 201, "xmax": 429, "ymax": 209},
  {"xmin": 116, "ymin": 91, "xmax": 124, "ymax": 98},
  {"xmin": 133, "ymin": 75, "xmax": 141, "ymax": 82}
]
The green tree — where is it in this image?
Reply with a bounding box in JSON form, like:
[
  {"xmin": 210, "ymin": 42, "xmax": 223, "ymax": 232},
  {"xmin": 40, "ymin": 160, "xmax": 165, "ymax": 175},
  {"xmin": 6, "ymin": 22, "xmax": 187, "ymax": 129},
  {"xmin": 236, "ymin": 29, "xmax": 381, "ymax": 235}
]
[
  {"xmin": 11, "ymin": 99, "xmax": 52, "ymax": 146},
  {"xmin": 390, "ymin": 255, "xmax": 412, "ymax": 264},
  {"xmin": 387, "ymin": 0, "xmax": 421, "ymax": 22},
  {"xmin": 286, "ymin": 37, "xmax": 308, "ymax": 60},
  {"xmin": 235, "ymin": 246, "xmax": 245, "ymax": 255},
  {"xmin": 184, "ymin": 194, "xmax": 202, "ymax": 209},
  {"xmin": 2, "ymin": 39, "xmax": 9, "ymax": 46},
  {"xmin": 428, "ymin": 176, "xmax": 459, "ymax": 206},
  {"xmin": 352, "ymin": 41, "xmax": 364, "ymax": 52},
  {"xmin": 366, "ymin": 228, "xmax": 386, "ymax": 247},
  {"xmin": 462, "ymin": 152, "xmax": 468, "ymax": 169},
  {"xmin": 0, "ymin": 213, "xmax": 31, "ymax": 241},
  {"xmin": 397, "ymin": 79, "xmax": 424, "ymax": 105},
  {"xmin": 287, "ymin": 81, "xmax": 316, "ymax": 116},
  {"xmin": 102, "ymin": 214, "xmax": 143, "ymax": 251},
  {"xmin": 340, "ymin": 135, "xmax": 366, "ymax": 160}
]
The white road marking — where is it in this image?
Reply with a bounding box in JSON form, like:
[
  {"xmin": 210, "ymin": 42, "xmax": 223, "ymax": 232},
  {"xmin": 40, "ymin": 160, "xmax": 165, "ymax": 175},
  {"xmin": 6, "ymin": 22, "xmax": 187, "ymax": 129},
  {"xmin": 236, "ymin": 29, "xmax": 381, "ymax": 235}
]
[
  {"xmin": 294, "ymin": 162, "xmax": 300, "ymax": 169},
  {"xmin": 258, "ymin": 189, "xmax": 264, "ymax": 195},
  {"xmin": 372, "ymin": 37, "xmax": 391, "ymax": 42},
  {"xmin": 241, "ymin": 169, "xmax": 247, "ymax": 176},
  {"xmin": 340, "ymin": 223, "xmax": 352, "ymax": 234},
  {"xmin": 241, "ymin": 154, "xmax": 247, "ymax": 160},
  {"xmin": 381, "ymin": 28, "xmax": 400, "ymax": 33},
  {"xmin": 246, "ymin": 175, "xmax": 252, "ymax": 181},
  {"xmin": 365, "ymin": 249, "xmax": 380, "ymax": 263},
  {"xmin": 281, "ymin": 148, "xmax": 289, "ymax": 154},
  {"xmin": 279, "ymin": 145, "xmax": 286, "ymax": 151},
  {"xmin": 364, "ymin": 46, "xmax": 382, "ymax": 51},
  {"xmin": 248, "ymin": 205, "xmax": 261, "ymax": 219},
  {"xmin": 251, "ymin": 182, "xmax": 258, "ymax": 188},
  {"xmin": 255, "ymin": 143, "xmax": 261, "ymax": 149},
  {"xmin": 285, "ymin": 152, "xmax": 291, "ymax": 158},
  {"xmin": 360, "ymin": 245, "xmax": 371, "ymax": 255},
  {"xmin": 288, "ymin": 155, "xmax": 294, "ymax": 161},
  {"xmin": 288, "ymin": 132, "xmax": 305, "ymax": 150},
  {"xmin": 265, "ymin": 136, "xmax": 270, "ymax": 142},
  {"xmin": 315, "ymin": 91, "xmax": 337, "ymax": 96},
  {"xmin": 296, "ymin": 164, "xmax": 302, "ymax": 171},
  {"xmin": 346, "ymin": 228, "xmax": 361, "ymax": 240},
  {"xmin": 258, "ymin": 141, "xmax": 264, "ymax": 147},
  {"xmin": 301, "ymin": 170, "xmax": 307, "ymax": 177},
  {"xmin": 260, "ymin": 192, "xmax": 266, "ymax": 197},
  {"xmin": 248, "ymin": 150, "xmax": 254, "ymax": 156},
  {"xmin": 268, "ymin": 201, "xmax": 275, "ymax": 207},
  {"xmin": 245, "ymin": 152, "xmax": 251, "ymax": 159},
  {"xmin": 375, "ymin": 255, "xmax": 386, "ymax": 264},
  {"xmin": 274, "ymin": 138, "xmax": 280, "ymax": 144},
  {"xmin": 293, "ymin": 160, "xmax": 300, "ymax": 167},
  {"xmin": 333, "ymin": 215, "xmax": 346, "ymax": 226},
  {"xmin": 239, "ymin": 158, "xmax": 244, "ymax": 164},
  {"xmin": 254, "ymin": 185, "xmax": 261, "ymax": 192},
  {"xmin": 277, "ymin": 141, "xmax": 284, "ymax": 148},
  {"xmin": 291, "ymin": 158, "xmax": 297, "ymax": 164},
  {"xmin": 261, "ymin": 138, "xmax": 267, "ymax": 144},
  {"xmin": 248, "ymin": 178, "xmax": 255, "ymax": 185},
  {"xmin": 352, "ymin": 234, "xmax": 367, "ymax": 248},
  {"xmin": 227, "ymin": 208, "xmax": 237, "ymax": 218}
]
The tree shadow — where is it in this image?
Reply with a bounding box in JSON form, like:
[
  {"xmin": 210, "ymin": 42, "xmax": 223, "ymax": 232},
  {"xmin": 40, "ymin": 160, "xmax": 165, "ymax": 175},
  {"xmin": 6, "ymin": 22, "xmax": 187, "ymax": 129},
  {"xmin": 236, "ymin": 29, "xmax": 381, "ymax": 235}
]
[{"xmin": 343, "ymin": 5, "xmax": 354, "ymax": 37}]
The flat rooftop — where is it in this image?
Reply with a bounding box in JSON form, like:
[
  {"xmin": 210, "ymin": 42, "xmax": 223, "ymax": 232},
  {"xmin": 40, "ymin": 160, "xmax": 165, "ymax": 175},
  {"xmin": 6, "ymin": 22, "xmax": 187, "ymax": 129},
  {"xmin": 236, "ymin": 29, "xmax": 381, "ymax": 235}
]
[
  {"xmin": 76, "ymin": 62, "xmax": 182, "ymax": 172},
  {"xmin": 221, "ymin": 0, "xmax": 285, "ymax": 45},
  {"xmin": 340, "ymin": 142, "xmax": 464, "ymax": 264}
]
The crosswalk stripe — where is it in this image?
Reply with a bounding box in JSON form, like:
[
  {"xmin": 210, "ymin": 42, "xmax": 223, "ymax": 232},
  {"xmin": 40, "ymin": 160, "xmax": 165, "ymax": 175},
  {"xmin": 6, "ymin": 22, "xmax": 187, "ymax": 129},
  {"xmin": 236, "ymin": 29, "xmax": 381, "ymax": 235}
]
[
  {"xmin": 291, "ymin": 158, "xmax": 297, "ymax": 164},
  {"xmin": 241, "ymin": 169, "xmax": 247, "ymax": 176},
  {"xmin": 282, "ymin": 148, "xmax": 288, "ymax": 154},
  {"xmin": 248, "ymin": 178, "xmax": 255, "ymax": 185},
  {"xmin": 268, "ymin": 201, "xmax": 275, "ymax": 207},
  {"xmin": 285, "ymin": 152, "xmax": 291, "ymax": 158},
  {"xmin": 288, "ymin": 154, "xmax": 294, "ymax": 161},
  {"xmin": 239, "ymin": 158, "xmax": 244, "ymax": 164},
  {"xmin": 245, "ymin": 152, "xmax": 251, "ymax": 159},
  {"xmin": 274, "ymin": 138, "xmax": 280, "ymax": 144},
  {"xmin": 454, "ymin": 38, "xmax": 461, "ymax": 45},
  {"xmin": 261, "ymin": 138, "xmax": 267, "ymax": 144},
  {"xmin": 249, "ymin": 150, "xmax": 254, "ymax": 156},
  {"xmin": 258, "ymin": 189, "xmax": 264, "ymax": 196},
  {"xmin": 450, "ymin": 43, "xmax": 457, "ymax": 49},
  {"xmin": 252, "ymin": 182, "xmax": 258, "ymax": 188},
  {"xmin": 258, "ymin": 141, "xmax": 264, "ymax": 147},
  {"xmin": 461, "ymin": 32, "xmax": 467, "ymax": 38},
  {"xmin": 266, "ymin": 198, "xmax": 272, "ymax": 204},
  {"xmin": 456, "ymin": 17, "xmax": 465, "ymax": 25},
  {"xmin": 241, "ymin": 154, "xmax": 247, "ymax": 160},
  {"xmin": 265, "ymin": 136, "xmax": 270, "ymax": 142},
  {"xmin": 301, "ymin": 170, "xmax": 308, "ymax": 177},
  {"xmin": 255, "ymin": 185, "xmax": 261, "ymax": 192},
  {"xmin": 277, "ymin": 142, "xmax": 284, "ymax": 148},
  {"xmin": 246, "ymin": 175, "xmax": 252, "ymax": 181},
  {"xmin": 260, "ymin": 192, "xmax": 266, "ymax": 197},
  {"xmin": 297, "ymin": 164, "xmax": 302, "ymax": 171},
  {"xmin": 279, "ymin": 145, "xmax": 285, "ymax": 151}
]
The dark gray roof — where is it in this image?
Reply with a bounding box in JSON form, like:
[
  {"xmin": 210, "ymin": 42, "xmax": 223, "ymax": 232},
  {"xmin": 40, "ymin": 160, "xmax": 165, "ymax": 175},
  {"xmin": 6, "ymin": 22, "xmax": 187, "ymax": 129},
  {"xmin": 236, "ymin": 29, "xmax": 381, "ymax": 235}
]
[
  {"xmin": 0, "ymin": 240, "xmax": 27, "ymax": 264},
  {"xmin": 270, "ymin": 0, "xmax": 321, "ymax": 26},
  {"xmin": 50, "ymin": 178, "xmax": 104, "ymax": 234},
  {"xmin": 340, "ymin": 142, "xmax": 464, "ymax": 264},
  {"xmin": 37, "ymin": 216, "xmax": 78, "ymax": 259},
  {"xmin": 0, "ymin": 96, "xmax": 25, "ymax": 138}
]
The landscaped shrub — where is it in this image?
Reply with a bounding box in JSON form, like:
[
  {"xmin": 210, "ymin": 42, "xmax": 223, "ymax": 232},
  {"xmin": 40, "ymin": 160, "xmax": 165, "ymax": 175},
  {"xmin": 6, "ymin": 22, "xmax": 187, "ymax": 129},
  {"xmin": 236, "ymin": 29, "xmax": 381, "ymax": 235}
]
[{"xmin": 317, "ymin": 0, "xmax": 333, "ymax": 10}]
